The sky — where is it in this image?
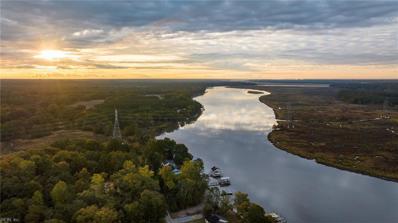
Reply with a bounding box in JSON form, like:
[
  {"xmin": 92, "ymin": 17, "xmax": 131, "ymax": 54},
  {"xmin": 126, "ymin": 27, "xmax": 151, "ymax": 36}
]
[{"xmin": 1, "ymin": 0, "xmax": 397, "ymax": 79}]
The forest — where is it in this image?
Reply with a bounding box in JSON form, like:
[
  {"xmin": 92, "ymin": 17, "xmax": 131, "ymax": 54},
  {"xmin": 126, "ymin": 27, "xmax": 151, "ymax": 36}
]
[
  {"xmin": 334, "ymin": 82, "xmax": 398, "ymax": 106},
  {"xmin": 1, "ymin": 80, "xmax": 209, "ymax": 142},
  {"xmin": 0, "ymin": 80, "xmax": 274, "ymax": 223},
  {"xmin": 1, "ymin": 137, "xmax": 206, "ymax": 222}
]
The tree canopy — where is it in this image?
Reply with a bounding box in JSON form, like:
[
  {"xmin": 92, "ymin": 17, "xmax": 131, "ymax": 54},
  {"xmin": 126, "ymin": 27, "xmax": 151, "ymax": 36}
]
[{"xmin": 0, "ymin": 138, "xmax": 207, "ymax": 222}]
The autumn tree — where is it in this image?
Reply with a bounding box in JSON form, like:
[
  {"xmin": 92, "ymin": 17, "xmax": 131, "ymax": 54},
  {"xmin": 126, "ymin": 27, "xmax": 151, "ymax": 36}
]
[
  {"xmin": 51, "ymin": 181, "xmax": 70, "ymax": 205},
  {"xmin": 177, "ymin": 160, "xmax": 207, "ymax": 208},
  {"xmin": 25, "ymin": 191, "xmax": 46, "ymax": 223},
  {"xmin": 234, "ymin": 192, "xmax": 250, "ymax": 220},
  {"xmin": 124, "ymin": 190, "xmax": 166, "ymax": 223},
  {"xmin": 247, "ymin": 203, "xmax": 268, "ymax": 223},
  {"xmin": 74, "ymin": 205, "xmax": 118, "ymax": 223}
]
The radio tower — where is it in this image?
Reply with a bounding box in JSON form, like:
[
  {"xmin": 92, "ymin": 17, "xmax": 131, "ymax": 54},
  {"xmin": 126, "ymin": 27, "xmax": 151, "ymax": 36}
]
[{"xmin": 112, "ymin": 109, "xmax": 122, "ymax": 139}]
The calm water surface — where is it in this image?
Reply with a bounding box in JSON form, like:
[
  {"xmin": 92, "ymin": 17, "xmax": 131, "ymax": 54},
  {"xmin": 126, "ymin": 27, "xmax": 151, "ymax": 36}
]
[{"xmin": 160, "ymin": 87, "xmax": 398, "ymax": 223}]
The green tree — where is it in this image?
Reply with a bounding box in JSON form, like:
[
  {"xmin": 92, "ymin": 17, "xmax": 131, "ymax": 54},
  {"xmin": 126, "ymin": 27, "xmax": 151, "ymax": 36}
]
[
  {"xmin": 25, "ymin": 191, "xmax": 46, "ymax": 223},
  {"xmin": 17, "ymin": 159, "xmax": 36, "ymax": 180},
  {"xmin": 177, "ymin": 160, "xmax": 207, "ymax": 208},
  {"xmin": 51, "ymin": 181, "xmax": 69, "ymax": 205},
  {"xmin": 138, "ymin": 165, "xmax": 154, "ymax": 178},
  {"xmin": 74, "ymin": 205, "xmax": 118, "ymax": 223},
  {"xmin": 75, "ymin": 168, "xmax": 90, "ymax": 192},
  {"xmin": 106, "ymin": 139, "xmax": 124, "ymax": 151},
  {"xmin": 173, "ymin": 144, "xmax": 192, "ymax": 166},
  {"xmin": 234, "ymin": 192, "xmax": 250, "ymax": 220},
  {"xmin": 95, "ymin": 206, "xmax": 119, "ymax": 223},
  {"xmin": 139, "ymin": 190, "xmax": 167, "ymax": 222},
  {"xmin": 247, "ymin": 203, "xmax": 267, "ymax": 223},
  {"xmin": 219, "ymin": 194, "xmax": 233, "ymax": 215},
  {"xmin": 11, "ymin": 198, "xmax": 27, "ymax": 221},
  {"xmin": 123, "ymin": 123, "xmax": 140, "ymax": 137},
  {"xmin": 90, "ymin": 174, "xmax": 105, "ymax": 195},
  {"xmin": 143, "ymin": 140, "xmax": 164, "ymax": 171},
  {"xmin": 111, "ymin": 162, "xmax": 158, "ymax": 202},
  {"xmin": 124, "ymin": 190, "xmax": 166, "ymax": 223},
  {"xmin": 53, "ymin": 150, "xmax": 87, "ymax": 174},
  {"xmin": 159, "ymin": 166, "xmax": 176, "ymax": 190},
  {"xmin": 79, "ymin": 173, "xmax": 111, "ymax": 206},
  {"xmin": 31, "ymin": 154, "xmax": 53, "ymax": 176},
  {"xmin": 124, "ymin": 202, "xmax": 141, "ymax": 222},
  {"xmin": 203, "ymin": 187, "xmax": 221, "ymax": 216},
  {"xmin": 108, "ymin": 151, "xmax": 130, "ymax": 172},
  {"xmin": 118, "ymin": 171, "xmax": 159, "ymax": 201},
  {"xmin": 123, "ymin": 160, "xmax": 135, "ymax": 170}
]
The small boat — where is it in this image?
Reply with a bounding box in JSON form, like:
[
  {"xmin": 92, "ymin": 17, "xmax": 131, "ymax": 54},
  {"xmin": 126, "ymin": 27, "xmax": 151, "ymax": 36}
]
[
  {"xmin": 211, "ymin": 166, "xmax": 219, "ymax": 171},
  {"xmin": 205, "ymin": 214, "xmax": 229, "ymax": 223},
  {"xmin": 218, "ymin": 177, "xmax": 231, "ymax": 186},
  {"xmin": 210, "ymin": 166, "xmax": 223, "ymax": 178},
  {"xmin": 265, "ymin": 213, "xmax": 287, "ymax": 223},
  {"xmin": 208, "ymin": 178, "xmax": 219, "ymax": 187}
]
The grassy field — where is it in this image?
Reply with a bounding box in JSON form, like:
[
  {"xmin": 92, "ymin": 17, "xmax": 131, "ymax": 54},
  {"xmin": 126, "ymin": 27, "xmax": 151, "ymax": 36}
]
[
  {"xmin": 246, "ymin": 83, "xmax": 398, "ymax": 181},
  {"xmin": 0, "ymin": 130, "xmax": 108, "ymax": 155}
]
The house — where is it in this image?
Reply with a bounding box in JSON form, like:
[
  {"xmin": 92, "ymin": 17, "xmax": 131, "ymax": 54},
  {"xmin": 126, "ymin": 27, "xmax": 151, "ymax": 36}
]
[{"xmin": 162, "ymin": 160, "xmax": 181, "ymax": 175}]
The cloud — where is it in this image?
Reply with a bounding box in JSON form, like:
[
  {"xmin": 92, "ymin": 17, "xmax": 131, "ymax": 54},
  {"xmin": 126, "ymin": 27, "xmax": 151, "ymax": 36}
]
[
  {"xmin": 1, "ymin": 0, "xmax": 397, "ymax": 78},
  {"xmin": 2, "ymin": 0, "xmax": 398, "ymax": 34}
]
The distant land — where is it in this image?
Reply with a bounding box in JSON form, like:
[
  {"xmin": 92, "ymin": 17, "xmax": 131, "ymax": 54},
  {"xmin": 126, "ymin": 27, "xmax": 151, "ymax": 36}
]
[{"xmin": 242, "ymin": 80, "xmax": 398, "ymax": 181}]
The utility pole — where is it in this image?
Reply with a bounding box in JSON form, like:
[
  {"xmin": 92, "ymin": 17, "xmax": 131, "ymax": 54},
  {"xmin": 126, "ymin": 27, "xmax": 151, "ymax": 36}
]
[{"xmin": 113, "ymin": 108, "xmax": 122, "ymax": 139}]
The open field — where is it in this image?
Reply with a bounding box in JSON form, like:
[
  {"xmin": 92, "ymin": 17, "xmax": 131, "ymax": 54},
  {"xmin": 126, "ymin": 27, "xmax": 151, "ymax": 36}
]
[
  {"xmin": 0, "ymin": 130, "xmax": 107, "ymax": 155},
  {"xmin": 70, "ymin": 99, "xmax": 105, "ymax": 109},
  {"xmin": 246, "ymin": 82, "xmax": 398, "ymax": 181}
]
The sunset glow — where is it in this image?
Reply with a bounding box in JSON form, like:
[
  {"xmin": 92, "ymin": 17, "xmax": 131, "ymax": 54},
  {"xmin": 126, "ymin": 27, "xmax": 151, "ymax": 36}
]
[
  {"xmin": 35, "ymin": 50, "xmax": 71, "ymax": 61},
  {"xmin": 1, "ymin": 1, "xmax": 397, "ymax": 79}
]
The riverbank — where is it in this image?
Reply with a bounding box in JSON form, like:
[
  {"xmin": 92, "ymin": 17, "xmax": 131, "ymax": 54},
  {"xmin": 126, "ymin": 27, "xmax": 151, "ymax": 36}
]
[
  {"xmin": 161, "ymin": 86, "xmax": 398, "ymax": 223},
  {"xmin": 249, "ymin": 85, "xmax": 398, "ymax": 182}
]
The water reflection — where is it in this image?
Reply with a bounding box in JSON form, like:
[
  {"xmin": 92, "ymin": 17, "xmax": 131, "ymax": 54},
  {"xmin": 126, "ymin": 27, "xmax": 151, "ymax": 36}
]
[
  {"xmin": 180, "ymin": 87, "xmax": 275, "ymax": 132},
  {"xmin": 160, "ymin": 87, "xmax": 398, "ymax": 223}
]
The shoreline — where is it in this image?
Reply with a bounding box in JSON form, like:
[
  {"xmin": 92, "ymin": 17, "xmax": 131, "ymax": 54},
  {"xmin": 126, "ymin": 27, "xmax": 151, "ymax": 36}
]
[
  {"xmin": 256, "ymin": 89, "xmax": 398, "ymax": 183},
  {"xmin": 266, "ymin": 131, "xmax": 398, "ymax": 183},
  {"xmin": 161, "ymin": 85, "xmax": 398, "ymax": 223},
  {"xmin": 221, "ymin": 84, "xmax": 398, "ymax": 182}
]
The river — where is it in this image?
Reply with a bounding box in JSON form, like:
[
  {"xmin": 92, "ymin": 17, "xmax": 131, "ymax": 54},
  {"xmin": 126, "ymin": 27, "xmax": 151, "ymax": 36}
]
[{"xmin": 159, "ymin": 87, "xmax": 398, "ymax": 223}]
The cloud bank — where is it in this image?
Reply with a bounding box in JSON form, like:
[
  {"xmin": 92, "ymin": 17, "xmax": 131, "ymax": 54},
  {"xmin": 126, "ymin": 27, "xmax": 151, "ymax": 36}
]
[{"xmin": 1, "ymin": 0, "xmax": 397, "ymax": 78}]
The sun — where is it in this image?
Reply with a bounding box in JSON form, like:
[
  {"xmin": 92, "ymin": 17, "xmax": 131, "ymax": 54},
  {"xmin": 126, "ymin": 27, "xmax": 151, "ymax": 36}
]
[{"xmin": 35, "ymin": 50, "xmax": 69, "ymax": 60}]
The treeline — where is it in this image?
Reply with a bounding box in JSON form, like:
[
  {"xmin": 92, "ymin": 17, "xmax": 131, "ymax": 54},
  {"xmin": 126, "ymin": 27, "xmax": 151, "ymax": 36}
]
[
  {"xmin": 334, "ymin": 82, "xmax": 398, "ymax": 106},
  {"xmin": 0, "ymin": 138, "xmax": 207, "ymax": 222},
  {"xmin": 1, "ymin": 80, "xmax": 209, "ymax": 141},
  {"xmin": 204, "ymin": 189, "xmax": 276, "ymax": 223}
]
